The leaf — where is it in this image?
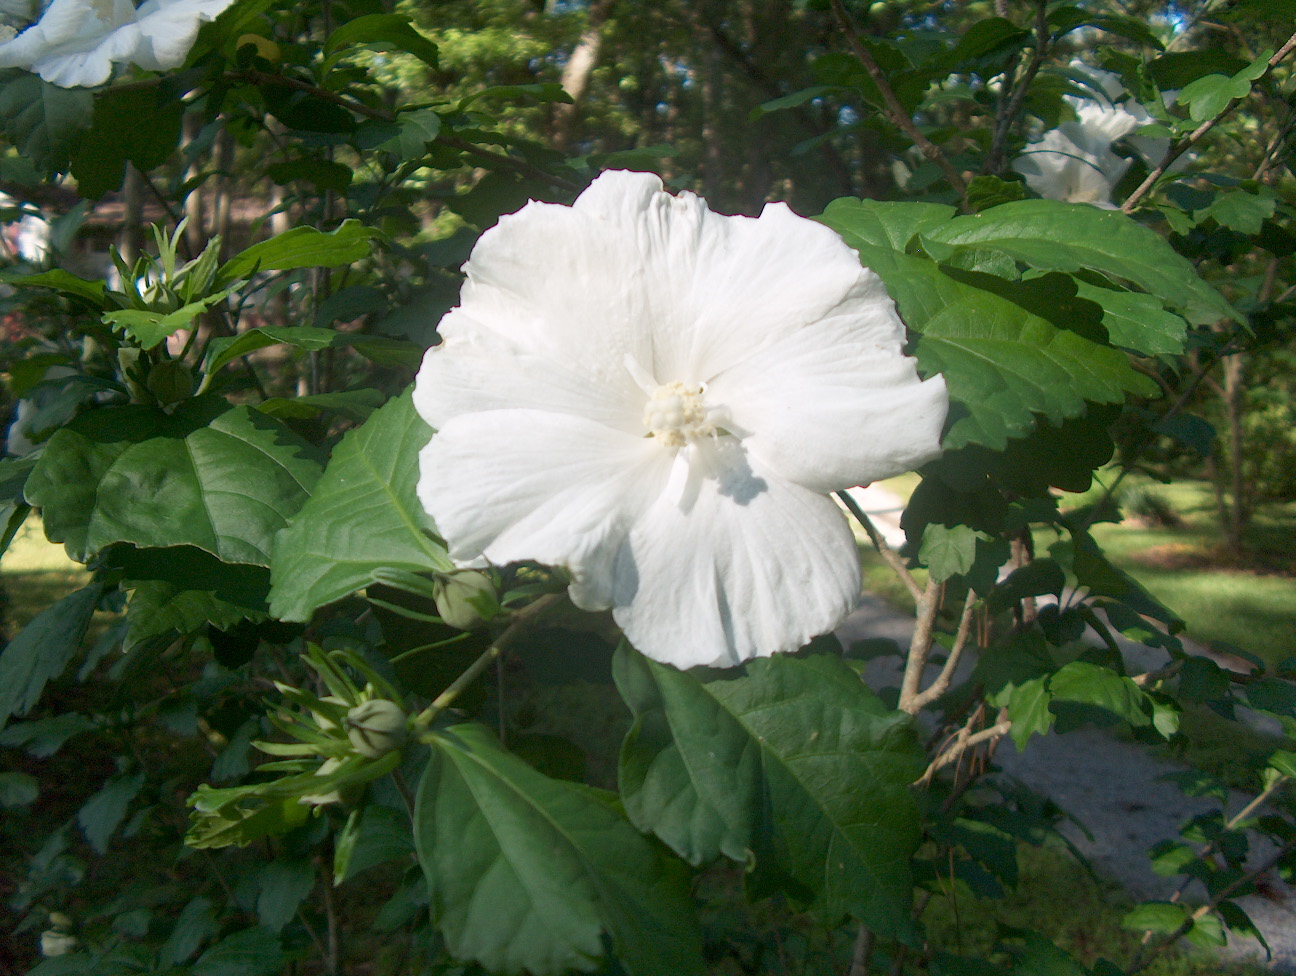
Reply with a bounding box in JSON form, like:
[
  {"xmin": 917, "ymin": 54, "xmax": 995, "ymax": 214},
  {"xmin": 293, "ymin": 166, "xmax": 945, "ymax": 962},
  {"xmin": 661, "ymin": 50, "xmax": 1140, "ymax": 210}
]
[
  {"xmin": 324, "ymin": 13, "xmax": 439, "ymax": 68},
  {"xmin": 919, "ymin": 523, "xmax": 985, "ymax": 581},
  {"xmin": 266, "ymin": 156, "xmax": 353, "ymax": 193},
  {"xmin": 817, "ymin": 197, "xmax": 956, "ymax": 251},
  {"xmin": 0, "ymin": 771, "xmax": 38, "ymax": 806},
  {"xmin": 192, "ymin": 927, "xmax": 286, "ymax": 976},
  {"xmin": 78, "ymin": 769, "xmax": 145, "ymax": 854},
  {"xmin": 750, "ymin": 85, "xmax": 840, "ymax": 120},
  {"xmin": 416, "ymin": 721, "xmax": 705, "ymax": 976},
  {"xmin": 26, "ymin": 401, "xmax": 324, "ymax": 565},
  {"xmin": 339, "ymin": 804, "xmax": 413, "ymax": 881},
  {"xmin": 69, "ymin": 86, "xmax": 182, "ymax": 200},
  {"xmin": 203, "ymin": 325, "xmax": 418, "ymax": 376},
  {"xmin": 257, "ymin": 858, "xmax": 315, "ymax": 933},
  {"xmin": 0, "ymin": 582, "xmax": 103, "ymax": 730},
  {"xmin": 920, "ymin": 200, "xmax": 1240, "ymax": 325},
  {"xmin": 114, "ymin": 545, "xmax": 271, "ymax": 649},
  {"xmin": 1122, "ymin": 900, "xmax": 1190, "ymax": 934},
  {"xmin": 1049, "ymin": 661, "xmax": 1150, "ymax": 727},
  {"xmin": 0, "ymin": 71, "xmax": 93, "ymax": 174},
  {"xmin": 0, "ymin": 713, "xmax": 96, "ymax": 756},
  {"xmin": 159, "ymin": 897, "xmax": 218, "ymax": 967},
  {"xmin": 614, "ymin": 647, "xmax": 923, "ymax": 934},
  {"xmin": 270, "ymin": 390, "xmax": 451, "ymax": 621},
  {"xmin": 103, "ymin": 289, "xmax": 237, "ymax": 350},
  {"xmin": 376, "ymin": 108, "xmax": 443, "ymax": 161},
  {"xmin": 216, "ymin": 220, "xmax": 376, "ymax": 287},
  {"xmin": 1197, "ymin": 189, "xmax": 1277, "ymax": 235},
  {"xmin": 1072, "ymin": 283, "xmax": 1188, "ymax": 356},
  {"xmin": 1006, "ymin": 678, "xmax": 1054, "ymax": 748},
  {"xmin": 256, "ymin": 389, "xmax": 385, "ymax": 422},
  {"xmin": 818, "ymin": 199, "xmax": 1155, "ymax": 450},
  {"xmin": 0, "ymin": 268, "xmax": 106, "ymax": 305}
]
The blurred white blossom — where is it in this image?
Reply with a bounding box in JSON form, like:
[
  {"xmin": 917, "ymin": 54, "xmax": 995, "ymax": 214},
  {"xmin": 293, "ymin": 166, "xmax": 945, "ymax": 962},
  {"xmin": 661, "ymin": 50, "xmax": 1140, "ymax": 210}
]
[
  {"xmin": 0, "ymin": 0, "xmax": 233, "ymax": 88},
  {"xmin": 414, "ymin": 170, "xmax": 948, "ymax": 669}
]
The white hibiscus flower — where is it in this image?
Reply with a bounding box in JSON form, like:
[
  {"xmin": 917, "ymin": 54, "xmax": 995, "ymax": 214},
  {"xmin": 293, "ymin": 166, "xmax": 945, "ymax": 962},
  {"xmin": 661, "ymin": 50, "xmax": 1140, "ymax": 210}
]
[
  {"xmin": 1012, "ymin": 123, "xmax": 1133, "ymax": 208},
  {"xmin": 413, "ymin": 170, "xmax": 948, "ymax": 669},
  {"xmin": 0, "ymin": 0, "xmax": 233, "ymax": 88}
]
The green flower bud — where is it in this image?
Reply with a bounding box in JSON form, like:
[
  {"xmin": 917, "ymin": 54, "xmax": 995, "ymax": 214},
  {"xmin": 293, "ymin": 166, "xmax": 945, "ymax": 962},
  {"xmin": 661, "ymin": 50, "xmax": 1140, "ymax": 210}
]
[
  {"xmin": 40, "ymin": 931, "xmax": 77, "ymax": 957},
  {"xmin": 433, "ymin": 569, "xmax": 498, "ymax": 631},
  {"xmin": 345, "ymin": 699, "xmax": 408, "ymax": 759},
  {"xmin": 145, "ymin": 360, "xmax": 193, "ymax": 406}
]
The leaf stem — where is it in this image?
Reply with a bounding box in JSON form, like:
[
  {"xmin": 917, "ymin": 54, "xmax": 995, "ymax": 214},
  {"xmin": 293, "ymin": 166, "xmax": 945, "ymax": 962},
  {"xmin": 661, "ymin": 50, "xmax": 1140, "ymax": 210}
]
[
  {"xmin": 836, "ymin": 489, "xmax": 923, "ymax": 604},
  {"xmin": 412, "ymin": 593, "xmax": 564, "ymax": 730}
]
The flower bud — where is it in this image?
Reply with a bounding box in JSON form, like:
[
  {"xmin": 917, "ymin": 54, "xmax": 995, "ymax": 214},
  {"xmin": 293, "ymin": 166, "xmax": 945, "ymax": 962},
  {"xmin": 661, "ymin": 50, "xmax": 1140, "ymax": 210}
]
[
  {"xmin": 345, "ymin": 699, "xmax": 408, "ymax": 759},
  {"xmin": 433, "ymin": 569, "xmax": 498, "ymax": 631},
  {"xmin": 236, "ymin": 33, "xmax": 281, "ymax": 62},
  {"xmin": 146, "ymin": 360, "xmax": 193, "ymax": 406},
  {"xmin": 40, "ymin": 931, "xmax": 77, "ymax": 957}
]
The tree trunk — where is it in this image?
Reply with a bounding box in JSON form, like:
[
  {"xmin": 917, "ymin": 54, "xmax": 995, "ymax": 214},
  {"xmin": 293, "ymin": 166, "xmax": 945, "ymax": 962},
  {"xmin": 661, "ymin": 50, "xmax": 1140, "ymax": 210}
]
[{"xmin": 552, "ymin": 0, "xmax": 614, "ymax": 151}]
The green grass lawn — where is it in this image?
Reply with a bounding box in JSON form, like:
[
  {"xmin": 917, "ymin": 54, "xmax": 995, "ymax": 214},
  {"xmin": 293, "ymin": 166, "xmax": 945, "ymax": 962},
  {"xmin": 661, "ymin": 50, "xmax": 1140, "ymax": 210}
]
[
  {"xmin": 1, "ymin": 514, "xmax": 90, "ymax": 636},
  {"xmin": 1063, "ymin": 474, "xmax": 1296, "ymax": 669}
]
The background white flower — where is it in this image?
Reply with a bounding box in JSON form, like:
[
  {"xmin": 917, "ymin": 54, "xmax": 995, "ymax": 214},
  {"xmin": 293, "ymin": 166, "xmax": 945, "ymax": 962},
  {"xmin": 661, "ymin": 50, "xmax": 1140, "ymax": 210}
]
[
  {"xmin": 0, "ymin": 0, "xmax": 233, "ymax": 88},
  {"xmin": 414, "ymin": 170, "xmax": 948, "ymax": 669}
]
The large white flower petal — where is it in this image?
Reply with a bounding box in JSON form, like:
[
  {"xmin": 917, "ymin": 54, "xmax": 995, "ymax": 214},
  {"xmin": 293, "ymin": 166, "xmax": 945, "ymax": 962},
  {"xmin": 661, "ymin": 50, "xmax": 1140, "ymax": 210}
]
[
  {"xmin": 611, "ymin": 446, "xmax": 861, "ymax": 669},
  {"xmin": 451, "ymin": 171, "xmax": 884, "ymax": 391},
  {"xmin": 419, "ymin": 408, "xmax": 669, "ymax": 611},
  {"xmin": 130, "ymin": 0, "xmax": 234, "ymax": 70},
  {"xmin": 0, "ymin": 0, "xmax": 133, "ymax": 85},
  {"xmin": 1013, "ymin": 128, "xmax": 1128, "ymax": 208},
  {"xmin": 415, "ymin": 311, "xmax": 642, "ymax": 434},
  {"xmin": 710, "ymin": 289, "xmax": 948, "ymax": 492}
]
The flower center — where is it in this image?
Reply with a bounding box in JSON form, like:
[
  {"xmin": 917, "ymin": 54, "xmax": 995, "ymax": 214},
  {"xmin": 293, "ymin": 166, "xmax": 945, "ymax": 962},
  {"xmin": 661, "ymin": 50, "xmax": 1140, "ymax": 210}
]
[{"xmin": 643, "ymin": 381, "xmax": 713, "ymax": 448}]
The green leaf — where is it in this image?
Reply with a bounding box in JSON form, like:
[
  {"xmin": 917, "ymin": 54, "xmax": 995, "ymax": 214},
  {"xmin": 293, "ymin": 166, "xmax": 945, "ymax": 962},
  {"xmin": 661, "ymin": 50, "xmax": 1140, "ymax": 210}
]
[
  {"xmin": 0, "ymin": 713, "xmax": 95, "ymax": 756},
  {"xmin": 0, "ymin": 268, "xmax": 106, "ymax": 305},
  {"xmin": 103, "ymin": 289, "xmax": 237, "ymax": 350},
  {"xmin": 203, "ymin": 325, "xmax": 417, "ymax": 377},
  {"xmin": 818, "ymin": 199, "xmax": 1156, "ymax": 450},
  {"xmin": 0, "ymin": 582, "xmax": 103, "ymax": 729},
  {"xmin": 26, "ymin": 402, "xmax": 324, "ymax": 565},
  {"xmin": 751, "ymin": 85, "xmax": 841, "ymax": 120},
  {"xmin": 817, "ymin": 197, "xmax": 956, "ymax": 251},
  {"xmin": 416, "ymin": 721, "xmax": 705, "ymax": 976},
  {"xmin": 256, "ymin": 389, "xmax": 385, "ymax": 422},
  {"xmin": 1197, "ymin": 189, "xmax": 1277, "ymax": 235},
  {"xmin": 1049, "ymin": 661, "xmax": 1150, "ymax": 727},
  {"xmin": 339, "ymin": 804, "xmax": 413, "ymax": 881},
  {"xmin": 215, "ymin": 220, "xmax": 376, "ymax": 287},
  {"xmin": 614, "ymin": 647, "xmax": 923, "ymax": 933},
  {"xmin": 920, "ymin": 200, "xmax": 1240, "ymax": 325},
  {"xmin": 267, "ymin": 156, "xmax": 354, "ymax": 193},
  {"xmin": 0, "ymin": 71, "xmax": 93, "ymax": 173},
  {"xmin": 1073, "ymin": 282, "xmax": 1188, "ymax": 356},
  {"xmin": 1005, "ymin": 678, "xmax": 1054, "ymax": 748},
  {"xmin": 78, "ymin": 769, "xmax": 145, "ymax": 854},
  {"xmin": 114, "ymin": 545, "xmax": 271, "ymax": 649},
  {"xmin": 1122, "ymin": 900, "xmax": 1190, "ymax": 934},
  {"xmin": 270, "ymin": 390, "xmax": 451, "ymax": 621},
  {"xmin": 159, "ymin": 897, "xmax": 218, "ymax": 967},
  {"xmin": 69, "ymin": 86, "xmax": 182, "ymax": 200},
  {"xmin": 376, "ymin": 108, "xmax": 443, "ymax": 161},
  {"xmin": 257, "ymin": 858, "xmax": 315, "ymax": 933},
  {"xmin": 0, "ymin": 771, "xmax": 38, "ymax": 806},
  {"xmin": 192, "ymin": 927, "xmax": 286, "ymax": 976},
  {"xmin": 324, "ymin": 13, "xmax": 439, "ymax": 68},
  {"xmin": 919, "ymin": 523, "xmax": 984, "ymax": 581}
]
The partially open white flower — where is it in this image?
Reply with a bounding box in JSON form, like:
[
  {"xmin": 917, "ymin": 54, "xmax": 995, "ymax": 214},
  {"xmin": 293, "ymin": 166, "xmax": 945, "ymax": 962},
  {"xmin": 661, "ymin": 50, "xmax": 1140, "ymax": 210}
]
[
  {"xmin": 0, "ymin": 0, "xmax": 233, "ymax": 88},
  {"xmin": 414, "ymin": 171, "xmax": 947, "ymax": 669},
  {"xmin": 1012, "ymin": 123, "xmax": 1132, "ymax": 209}
]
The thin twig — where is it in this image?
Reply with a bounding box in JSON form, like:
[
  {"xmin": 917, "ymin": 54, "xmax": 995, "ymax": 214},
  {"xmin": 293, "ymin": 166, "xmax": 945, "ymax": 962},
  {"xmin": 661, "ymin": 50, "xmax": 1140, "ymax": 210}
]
[
  {"xmin": 908, "ymin": 589, "xmax": 978, "ymax": 712},
  {"xmin": 827, "ymin": 0, "xmax": 968, "ymax": 199},
  {"xmin": 836, "ymin": 490, "xmax": 923, "ymax": 603},
  {"xmin": 847, "ymin": 924, "xmax": 873, "ymax": 976},
  {"xmin": 918, "ymin": 719, "xmax": 1012, "ymax": 786},
  {"xmin": 413, "ymin": 593, "xmax": 564, "ymax": 730},
  {"xmin": 1127, "ymin": 834, "xmax": 1296, "ymax": 974},
  {"xmin": 1122, "ymin": 32, "xmax": 1296, "ymax": 212},
  {"xmin": 985, "ymin": 0, "xmax": 1050, "ymax": 175},
  {"xmin": 900, "ymin": 579, "xmax": 943, "ymax": 713}
]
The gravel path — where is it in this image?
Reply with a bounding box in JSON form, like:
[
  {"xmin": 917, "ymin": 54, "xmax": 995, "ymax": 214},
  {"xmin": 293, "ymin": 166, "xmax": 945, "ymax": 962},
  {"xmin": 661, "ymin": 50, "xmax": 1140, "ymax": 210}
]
[{"xmin": 837, "ymin": 484, "xmax": 1296, "ymax": 971}]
